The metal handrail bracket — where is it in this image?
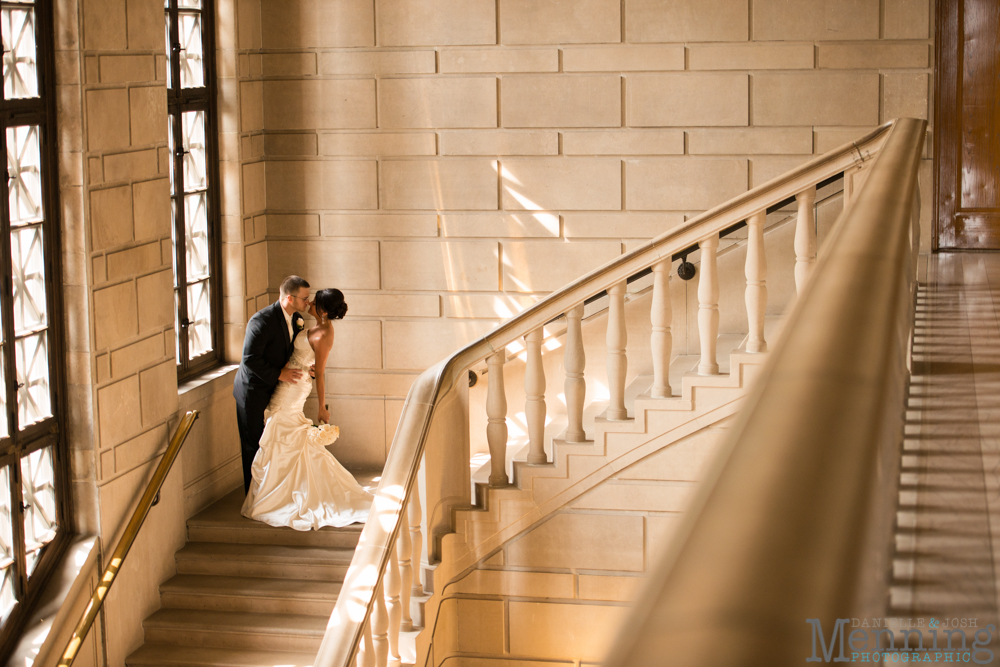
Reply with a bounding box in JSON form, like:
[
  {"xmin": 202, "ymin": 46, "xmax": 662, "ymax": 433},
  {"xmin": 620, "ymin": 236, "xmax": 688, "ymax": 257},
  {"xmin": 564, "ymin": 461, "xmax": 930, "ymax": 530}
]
[{"xmin": 57, "ymin": 410, "xmax": 200, "ymax": 667}]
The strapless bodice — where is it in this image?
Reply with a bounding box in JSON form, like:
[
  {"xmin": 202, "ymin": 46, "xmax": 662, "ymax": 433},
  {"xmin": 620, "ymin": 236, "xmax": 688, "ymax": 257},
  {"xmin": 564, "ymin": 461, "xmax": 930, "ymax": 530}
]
[
  {"xmin": 268, "ymin": 333, "xmax": 314, "ymax": 415},
  {"xmin": 287, "ymin": 332, "xmax": 315, "ymax": 370}
]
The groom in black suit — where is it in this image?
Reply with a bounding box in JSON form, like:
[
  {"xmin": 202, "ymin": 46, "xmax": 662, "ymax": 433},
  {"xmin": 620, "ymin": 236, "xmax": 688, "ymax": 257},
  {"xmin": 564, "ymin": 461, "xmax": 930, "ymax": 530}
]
[{"xmin": 234, "ymin": 275, "xmax": 312, "ymax": 493}]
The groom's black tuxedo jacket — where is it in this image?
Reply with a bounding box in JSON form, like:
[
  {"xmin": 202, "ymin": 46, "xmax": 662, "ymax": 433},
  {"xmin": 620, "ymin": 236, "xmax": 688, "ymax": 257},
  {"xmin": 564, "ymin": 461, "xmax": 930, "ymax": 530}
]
[{"xmin": 233, "ymin": 301, "xmax": 303, "ymax": 409}]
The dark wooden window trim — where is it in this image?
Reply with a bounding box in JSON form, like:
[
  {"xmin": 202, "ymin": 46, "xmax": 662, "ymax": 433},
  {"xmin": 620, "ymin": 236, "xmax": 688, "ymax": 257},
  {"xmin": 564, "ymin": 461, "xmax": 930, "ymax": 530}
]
[
  {"xmin": 0, "ymin": 0, "xmax": 71, "ymax": 657},
  {"xmin": 167, "ymin": 0, "xmax": 223, "ymax": 381}
]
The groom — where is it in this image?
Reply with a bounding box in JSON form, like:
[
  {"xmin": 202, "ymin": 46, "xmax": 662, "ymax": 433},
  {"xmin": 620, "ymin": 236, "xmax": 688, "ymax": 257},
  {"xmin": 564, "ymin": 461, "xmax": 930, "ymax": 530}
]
[{"xmin": 234, "ymin": 275, "xmax": 312, "ymax": 493}]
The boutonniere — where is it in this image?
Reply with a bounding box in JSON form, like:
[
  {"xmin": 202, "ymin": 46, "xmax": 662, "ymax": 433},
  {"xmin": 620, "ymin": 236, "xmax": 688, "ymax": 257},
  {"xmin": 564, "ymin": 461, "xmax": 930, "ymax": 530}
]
[{"xmin": 294, "ymin": 317, "xmax": 305, "ymax": 331}]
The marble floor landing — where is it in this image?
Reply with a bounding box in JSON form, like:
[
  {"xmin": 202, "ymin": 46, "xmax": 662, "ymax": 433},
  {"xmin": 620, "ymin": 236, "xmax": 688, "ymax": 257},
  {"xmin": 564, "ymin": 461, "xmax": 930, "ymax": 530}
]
[{"xmin": 888, "ymin": 253, "xmax": 1000, "ymax": 660}]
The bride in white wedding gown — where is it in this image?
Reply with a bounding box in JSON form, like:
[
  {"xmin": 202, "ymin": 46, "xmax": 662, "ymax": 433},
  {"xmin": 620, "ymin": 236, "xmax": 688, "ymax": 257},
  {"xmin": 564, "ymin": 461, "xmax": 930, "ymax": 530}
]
[{"xmin": 241, "ymin": 289, "xmax": 372, "ymax": 530}]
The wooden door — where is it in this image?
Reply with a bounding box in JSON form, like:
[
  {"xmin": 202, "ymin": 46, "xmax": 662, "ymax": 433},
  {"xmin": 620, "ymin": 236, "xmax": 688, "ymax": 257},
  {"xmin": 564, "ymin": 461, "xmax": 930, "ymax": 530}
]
[{"xmin": 935, "ymin": 0, "xmax": 1000, "ymax": 249}]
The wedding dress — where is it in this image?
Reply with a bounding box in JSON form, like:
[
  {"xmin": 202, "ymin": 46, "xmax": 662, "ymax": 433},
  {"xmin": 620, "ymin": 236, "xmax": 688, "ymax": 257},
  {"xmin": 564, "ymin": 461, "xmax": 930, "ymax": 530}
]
[{"xmin": 241, "ymin": 332, "xmax": 372, "ymax": 530}]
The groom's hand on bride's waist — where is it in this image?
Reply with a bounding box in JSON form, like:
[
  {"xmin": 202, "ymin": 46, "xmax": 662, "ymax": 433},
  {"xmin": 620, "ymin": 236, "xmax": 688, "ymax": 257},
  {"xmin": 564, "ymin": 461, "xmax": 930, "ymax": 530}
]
[
  {"xmin": 309, "ymin": 364, "xmax": 316, "ymax": 379},
  {"xmin": 279, "ymin": 368, "xmax": 304, "ymax": 382}
]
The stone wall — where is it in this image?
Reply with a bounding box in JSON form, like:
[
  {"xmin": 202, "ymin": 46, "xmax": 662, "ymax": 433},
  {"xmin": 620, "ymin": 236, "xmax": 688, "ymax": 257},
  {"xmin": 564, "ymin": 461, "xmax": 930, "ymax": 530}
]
[
  {"xmin": 235, "ymin": 0, "xmax": 933, "ymax": 469},
  {"xmin": 55, "ymin": 0, "xmax": 247, "ymax": 663}
]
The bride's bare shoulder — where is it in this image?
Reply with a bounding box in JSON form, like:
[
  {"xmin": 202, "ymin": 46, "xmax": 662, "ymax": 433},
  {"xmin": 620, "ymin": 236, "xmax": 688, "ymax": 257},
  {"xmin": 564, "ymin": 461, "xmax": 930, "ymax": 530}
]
[{"xmin": 308, "ymin": 323, "xmax": 335, "ymax": 347}]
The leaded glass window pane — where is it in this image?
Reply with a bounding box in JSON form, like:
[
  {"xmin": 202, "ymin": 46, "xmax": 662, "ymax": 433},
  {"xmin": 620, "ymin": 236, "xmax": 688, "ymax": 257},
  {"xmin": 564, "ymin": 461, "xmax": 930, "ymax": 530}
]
[
  {"xmin": 164, "ymin": 16, "xmax": 172, "ymax": 89},
  {"xmin": 6, "ymin": 125, "xmax": 43, "ymax": 227},
  {"xmin": 1, "ymin": 3, "xmax": 37, "ymax": 99},
  {"xmin": 0, "ymin": 467, "xmax": 14, "ymax": 619},
  {"xmin": 174, "ymin": 291, "xmax": 180, "ymax": 363},
  {"xmin": 15, "ymin": 332, "xmax": 49, "ymax": 428},
  {"xmin": 184, "ymin": 192, "xmax": 208, "ymax": 280},
  {"xmin": 178, "ymin": 11, "xmax": 203, "ymax": 88},
  {"xmin": 0, "ymin": 362, "xmax": 7, "ymax": 438},
  {"xmin": 167, "ymin": 120, "xmax": 176, "ymax": 189},
  {"xmin": 182, "ymin": 110, "xmax": 206, "ymax": 192},
  {"xmin": 187, "ymin": 280, "xmax": 211, "ymax": 358},
  {"xmin": 179, "ymin": 0, "xmax": 202, "ymax": 7},
  {"xmin": 10, "ymin": 225, "xmax": 46, "ymax": 335},
  {"xmin": 20, "ymin": 447, "xmax": 55, "ymax": 576}
]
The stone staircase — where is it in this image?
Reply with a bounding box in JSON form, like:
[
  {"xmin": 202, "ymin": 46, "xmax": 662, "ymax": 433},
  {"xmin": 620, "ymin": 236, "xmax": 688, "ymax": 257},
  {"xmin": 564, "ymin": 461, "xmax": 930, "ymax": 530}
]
[
  {"xmin": 437, "ymin": 339, "xmax": 769, "ymax": 586},
  {"xmin": 125, "ymin": 477, "xmax": 376, "ymax": 667}
]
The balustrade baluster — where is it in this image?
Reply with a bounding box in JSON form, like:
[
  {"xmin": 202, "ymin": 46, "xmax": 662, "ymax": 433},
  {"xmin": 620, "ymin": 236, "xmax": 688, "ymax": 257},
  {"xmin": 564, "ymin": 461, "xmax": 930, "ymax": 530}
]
[
  {"xmin": 564, "ymin": 304, "xmax": 586, "ymax": 442},
  {"xmin": 698, "ymin": 234, "xmax": 720, "ymax": 375},
  {"xmin": 794, "ymin": 186, "xmax": 817, "ymax": 294},
  {"xmin": 607, "ymin": 281, "xmax": 628, "ymax": 420},
  {"xmin": 486, "ymin": 351, "xmax": 509, "ymax": 486},
  {"xmin": 650, "ymin": 259, "xmax": 672, "ymax": 398},
  {"xmin": 524, "ymin": 327, "xmax": 547, "ymax": 464},
  {"xmin": 385, "ymin": 546, "xmax": 402, "ymax": 667},
  {"xmin": 746, "ymin": 210, "xmax": 768, "ymax": 353},
  {"xmin": 397, "ymin": 504, "xmax": 414, "ymax": 631},
  {"xmin": 409, "ymin": 481, "xmax": 424, "ymax": 598},
  {"xmin": 357, "ymin": 617, "xmax": 375, "ymax": 667},
  {"xmin": 372, "ymin": 579, "xmax": 388, "ymax": 667}
]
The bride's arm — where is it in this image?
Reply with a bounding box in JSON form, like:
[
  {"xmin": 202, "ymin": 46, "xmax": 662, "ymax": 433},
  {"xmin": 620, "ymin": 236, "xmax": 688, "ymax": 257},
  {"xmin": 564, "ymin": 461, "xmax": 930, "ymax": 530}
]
[{"xmin": 312, "ymin": 330, "xmax": 334, "ymax": 424}]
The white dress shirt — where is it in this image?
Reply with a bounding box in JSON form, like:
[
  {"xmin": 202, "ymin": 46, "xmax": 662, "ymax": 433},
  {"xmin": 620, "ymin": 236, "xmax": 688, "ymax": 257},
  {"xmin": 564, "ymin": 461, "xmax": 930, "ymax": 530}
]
[{"xmin": 281, "ymin": 303, "xmax": 294, "ymax": 342}]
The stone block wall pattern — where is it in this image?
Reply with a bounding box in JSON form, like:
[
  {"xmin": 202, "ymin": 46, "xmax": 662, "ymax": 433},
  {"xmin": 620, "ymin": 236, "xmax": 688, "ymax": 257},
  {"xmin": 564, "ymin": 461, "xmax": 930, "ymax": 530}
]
[
  {"xmin": 230, "ymin": 0, "xmax": 931, "ymax": 473},
  {"xmin": 55, "ymin": 0, "xmax": 250, "ymax": 664}
]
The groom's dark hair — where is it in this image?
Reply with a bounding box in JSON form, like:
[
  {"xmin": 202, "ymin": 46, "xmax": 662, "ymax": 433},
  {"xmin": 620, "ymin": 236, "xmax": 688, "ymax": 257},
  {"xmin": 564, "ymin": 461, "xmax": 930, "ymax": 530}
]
[{"xmin": 279, "ymin": 275, "xmax": 310, "ymax": 296}]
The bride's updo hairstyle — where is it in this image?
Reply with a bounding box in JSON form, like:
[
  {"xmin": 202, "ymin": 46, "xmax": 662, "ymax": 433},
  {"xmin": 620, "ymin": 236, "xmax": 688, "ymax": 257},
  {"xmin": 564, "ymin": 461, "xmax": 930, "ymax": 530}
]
[{"xmin": 315, "ymin": 288, "xmax": 348, "ymax": 320}]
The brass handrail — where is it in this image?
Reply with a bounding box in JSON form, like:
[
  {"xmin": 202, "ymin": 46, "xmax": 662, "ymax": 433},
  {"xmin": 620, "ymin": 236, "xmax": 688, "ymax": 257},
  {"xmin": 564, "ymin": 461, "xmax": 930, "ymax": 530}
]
[
  {"xmin": 316, "ymin": 121, "xmax": 904, "ymax": 666},
  {"xmin": 604, "ymin": 119, "xmax": 926, "ymax": 665},
  {"xmin": 57, "ymin": 410, "xmax": 200, "ymax": 667}
]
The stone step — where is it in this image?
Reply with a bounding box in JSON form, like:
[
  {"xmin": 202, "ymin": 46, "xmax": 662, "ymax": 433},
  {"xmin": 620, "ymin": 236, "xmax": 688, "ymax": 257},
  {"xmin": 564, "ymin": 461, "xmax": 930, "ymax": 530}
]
[
  {"xmin": 159, "ymin": 574, "xmax": 341, "ymax": 615},
  {"xmin": 186, "ymin": 489, "xmax": 363, "ymax": 548},
  {"xmin": 187, "ymin": 520, "xmax": 362, "ymax": 548},
  {"xmin": 126, "ymin": 644, "xmax": 318, "ymax": 667},
  {"xmin": 174, "ymin": 542, "xmax": 354, "ymax": 580},
  {"xmin": 141, "ymin": 609, "xmax": 327, "ymax": 652}
]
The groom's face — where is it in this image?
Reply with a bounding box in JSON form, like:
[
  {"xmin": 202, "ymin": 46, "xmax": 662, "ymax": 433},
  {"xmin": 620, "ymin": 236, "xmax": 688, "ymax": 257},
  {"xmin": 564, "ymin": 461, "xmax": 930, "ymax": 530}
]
[{"xmin": 287, "ymin": 287, "xmax": 311, "ymax": 313}]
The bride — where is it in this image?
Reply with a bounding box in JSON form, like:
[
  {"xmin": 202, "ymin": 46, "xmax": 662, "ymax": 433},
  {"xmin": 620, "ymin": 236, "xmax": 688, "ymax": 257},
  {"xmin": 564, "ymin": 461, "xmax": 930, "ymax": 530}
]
[{"xmin": 241, "ymin": 288, "xmax": 372, "ymax": 530}]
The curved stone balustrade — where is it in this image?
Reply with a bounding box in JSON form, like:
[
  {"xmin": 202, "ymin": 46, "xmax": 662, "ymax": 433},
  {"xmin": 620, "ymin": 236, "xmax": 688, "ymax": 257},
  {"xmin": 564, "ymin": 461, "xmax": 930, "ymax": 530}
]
[{"xmin": 312, "ymin": 120, "xmax": 913, "ymax": 667}]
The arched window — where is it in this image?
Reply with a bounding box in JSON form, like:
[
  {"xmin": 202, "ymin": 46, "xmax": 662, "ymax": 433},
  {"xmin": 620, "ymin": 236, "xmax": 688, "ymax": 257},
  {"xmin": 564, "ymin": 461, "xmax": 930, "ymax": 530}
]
[
  {"xmin": 0, "ymin": 0, "xmax": 67, "ymax": 647},
  {"xmin": 165, "ymin": 0, "xmax": 221, "ymax": 380}
]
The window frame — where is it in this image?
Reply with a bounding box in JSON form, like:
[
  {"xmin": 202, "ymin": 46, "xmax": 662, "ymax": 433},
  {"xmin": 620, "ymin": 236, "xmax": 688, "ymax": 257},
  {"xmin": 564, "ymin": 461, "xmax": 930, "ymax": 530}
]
[
  {"xmin": 0, "ymin": 0, "xmax": 71, "ymax": 656},
  {"xmin": 166, "ymin": 0, "xmax": 223, "ymax": 381}
]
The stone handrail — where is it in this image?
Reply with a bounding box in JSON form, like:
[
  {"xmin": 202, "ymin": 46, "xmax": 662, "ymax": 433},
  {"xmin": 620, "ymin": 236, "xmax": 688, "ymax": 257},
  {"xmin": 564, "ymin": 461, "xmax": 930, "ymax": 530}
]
[
  {"xmin": 314, "ymin": 119, "xmax": 907, "ymax": 667},
  {"xmin": 604, "ymin": 118, "xmax": 927, "ymax": 665}
]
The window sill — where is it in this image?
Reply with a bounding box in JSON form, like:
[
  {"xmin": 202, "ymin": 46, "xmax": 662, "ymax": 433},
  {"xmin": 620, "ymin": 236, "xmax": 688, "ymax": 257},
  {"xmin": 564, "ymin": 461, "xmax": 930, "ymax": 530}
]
[
  {"xmin": 178, "ymin": 363, "xmax": 238, "ymax": 411},
  {"xmin": 8, "ymin": 535, "xmax": 100, "ymax": 667}
]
